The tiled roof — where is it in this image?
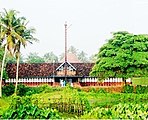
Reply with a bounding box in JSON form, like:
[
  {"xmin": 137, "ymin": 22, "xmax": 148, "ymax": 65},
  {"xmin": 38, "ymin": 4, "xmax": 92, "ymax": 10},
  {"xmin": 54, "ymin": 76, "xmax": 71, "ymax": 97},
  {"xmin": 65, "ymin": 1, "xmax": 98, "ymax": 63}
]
[{"xmin": 6, "ymin": 63, "xmax": 94, "ymax": 78}]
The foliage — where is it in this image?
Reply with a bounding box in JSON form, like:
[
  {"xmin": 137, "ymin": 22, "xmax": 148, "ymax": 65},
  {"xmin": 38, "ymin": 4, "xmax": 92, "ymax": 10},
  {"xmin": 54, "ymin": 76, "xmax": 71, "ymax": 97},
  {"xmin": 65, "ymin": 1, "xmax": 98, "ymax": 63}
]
[
  {"xmin": 2, "ymin": 69, "xmax": 8, "ymax": 80},
  {"xmin": 132, "ymin": 77, "xmax": 148, "ymax": 85},
  {"xmin": 0, "ymin": 85, "xmax": 148, "ymax": 119},
  {"xmin": 135, "ymin": 85, "xmax": 148, "ymax": 94},
  {"xmin": 1, "ymin": 96, "xmax": 61, "ymax": 119},
  {"xmin": 43, "ymin": 52, "xmax": 58, "ymax": 63},
  {"xmin": 97, "ymin": 88, "xmax": 107, "ymax": 93},
  {"xmin": 123, "ymin": 84, "xmax": 134, "ymax": 93},
  {"xmin": 2, "ymin": 84, "xmax": 62, "ymax": 97},
  {"xmin": 2, "ymin": 83, "xmax": 15, "ymax": 96},
  {"xmin": 68, "ymin": 45, "xmax": 78, "ymax": 55},
  {"xmin": 90, "ymin": 31, "xmax": 148, "ymax": 80},
  {"xmin": 0, "ymin": 97, "xmax": 11, "ymax": 117},
  {"xmin": 81, "ymin": 103, "xmax": 148, "ymax": 119},
  {"xmin": 7, "ymin": 54, "xmax": 24, "ymax": 63},
  {"xmin": 26, "ymin": 52, "xmax": 45, "ymax": 63},
  {"xmin": 0, "ymin": 8, "xmax": 37, "ymax": 96},
  {"xmin": 0, "ymin": 48, "xmax": 4, "ymax": 62},
  {"xmin": 17, "ymin": 84, "xmax": 29, "ymax": 96},
  {"xmin": 78, "ymin": 51, "xmax": 88, "ymax": 63}
]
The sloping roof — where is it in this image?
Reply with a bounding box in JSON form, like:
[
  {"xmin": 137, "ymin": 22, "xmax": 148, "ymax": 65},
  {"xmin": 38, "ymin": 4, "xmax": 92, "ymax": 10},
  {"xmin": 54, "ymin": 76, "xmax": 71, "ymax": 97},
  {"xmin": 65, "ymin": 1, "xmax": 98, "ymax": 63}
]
[
  {"xmin": 60, "ymin": 53, "xmax": 80, "ymax": 63},
  {"xmin": 56, "ymin": 61, "xmax": 76, "ymax": 71},
  {"xmin": 6, "ymin": 63, "xmax": 94, "ymax": 78}
]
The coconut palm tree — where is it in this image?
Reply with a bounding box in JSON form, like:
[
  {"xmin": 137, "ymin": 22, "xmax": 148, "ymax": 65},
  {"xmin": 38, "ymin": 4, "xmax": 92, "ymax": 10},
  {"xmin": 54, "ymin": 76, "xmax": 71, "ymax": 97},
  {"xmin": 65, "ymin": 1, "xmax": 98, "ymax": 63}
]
[
  {"xmin": 0, "ymin": 9, "xmax": 36, "ymax": 97},
  {"xmin": 14, "ymin": 25, "xmax": 37, "ymax": 95},
  {"xmin": 0, "ymin": 9, "xmax": 18, "ymax": 97}
]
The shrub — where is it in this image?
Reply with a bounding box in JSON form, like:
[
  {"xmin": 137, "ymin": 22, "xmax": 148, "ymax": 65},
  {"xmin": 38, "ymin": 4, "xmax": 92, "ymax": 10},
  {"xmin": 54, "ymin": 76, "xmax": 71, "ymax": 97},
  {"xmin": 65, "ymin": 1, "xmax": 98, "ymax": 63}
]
[
  {"xmin": 81, "ymin": 103, "xmax": 148, "ymax": 119},
  {"xmin": 1, "ymin": 96, "xmax": 61, "ymax": 119},
  {"xmin": 2, "ymin": 83, "xmax": 15, "ymax": 96},
  {"xmin": 17, "ymin": 84, "xmax": 29, "ymax": 96},
  {"xmin": 97, "ymin": 88, "xmax": 107, "ymax": 93},
  {"xmin": 123, "ymin": 85, "xmax": 134, "ymax": 93},
  {"xmin": 136, "ymin": 85, "xmax": 148, "ymax": 94},
  {"xmin": 89, "ymin": 87, "xmax": 97, "ymax": 93}
]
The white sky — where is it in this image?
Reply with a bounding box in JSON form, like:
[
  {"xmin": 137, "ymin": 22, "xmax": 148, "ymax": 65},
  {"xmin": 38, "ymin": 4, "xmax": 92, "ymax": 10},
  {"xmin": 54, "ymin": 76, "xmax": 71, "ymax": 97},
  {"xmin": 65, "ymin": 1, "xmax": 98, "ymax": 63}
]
[{"xmin": 1, "ymin": 0, "xmax": 148, "ymax": 58}]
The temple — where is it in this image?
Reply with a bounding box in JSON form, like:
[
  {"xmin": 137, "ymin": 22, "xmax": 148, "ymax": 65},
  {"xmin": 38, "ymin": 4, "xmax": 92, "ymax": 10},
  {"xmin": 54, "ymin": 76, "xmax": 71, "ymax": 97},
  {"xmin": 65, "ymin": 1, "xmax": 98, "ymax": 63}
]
[
  {"xmin": 6, "ymin": 57, "xmax": 97, "ymax": 86},
  {"xmin": 4, "ymin": 23, "xmax": 131, "ymax": 87},
  {"xmin": 5, "ymin": 53, "xmax": 131, "ymax": 87}
]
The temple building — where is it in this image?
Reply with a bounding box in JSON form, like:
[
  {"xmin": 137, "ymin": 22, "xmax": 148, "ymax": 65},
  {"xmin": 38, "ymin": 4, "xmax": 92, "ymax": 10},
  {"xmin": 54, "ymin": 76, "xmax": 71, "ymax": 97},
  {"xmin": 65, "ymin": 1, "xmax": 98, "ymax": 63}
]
[
  {"xmin": 5, "ymin": 52, "xmax": 131, "ymax": 87},
  {"xmin": 5, "ymin": 23, "xmax": 131, "ymax": 87},
  {"xmin": 6, "ymin": 53, "xmax": 97, "ymax": 86}
]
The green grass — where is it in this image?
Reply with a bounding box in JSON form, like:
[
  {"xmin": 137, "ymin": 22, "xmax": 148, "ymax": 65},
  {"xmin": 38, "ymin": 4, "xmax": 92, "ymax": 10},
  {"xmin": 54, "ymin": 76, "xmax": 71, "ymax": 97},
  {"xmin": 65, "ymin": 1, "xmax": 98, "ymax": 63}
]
[{"xmin": 132, "ymin": 77, "xmax": 148, "ymax": 85}]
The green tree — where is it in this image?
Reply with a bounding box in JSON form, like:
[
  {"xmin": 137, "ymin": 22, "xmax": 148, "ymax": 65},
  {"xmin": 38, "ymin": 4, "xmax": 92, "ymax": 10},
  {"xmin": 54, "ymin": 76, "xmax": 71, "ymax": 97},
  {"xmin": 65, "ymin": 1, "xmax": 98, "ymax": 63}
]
[
  {"xmin": 14, "ymin": 20, "xmax": 37, "ymax": 95},
  {"xmin": 78, "ymin": 51, "xmax": 88, "ymax": 63},
  {"xmin": 0, "ymin": 9, "xmax": 37, "ymax": 97},
  {"xmin": 7, "ymin": 53, "xmax": 24, "ymax": 63},
  {"xmin": 90, "ymin": 31, "xmax": 148, "ymax": 82},
  {"xmin": 0, "ymin": 9, "xmax": 26, "ymax": 97},
  {"xmin": 26, "ymin": 52, "xmax": 45, "ymax": 63},
  {"xmin": 43, "ymin": 52, "xmax": 58, "ymax": 63},
  {"xmin": 68, "ymin": 45, "xmax": 78, "ymax": 55}
]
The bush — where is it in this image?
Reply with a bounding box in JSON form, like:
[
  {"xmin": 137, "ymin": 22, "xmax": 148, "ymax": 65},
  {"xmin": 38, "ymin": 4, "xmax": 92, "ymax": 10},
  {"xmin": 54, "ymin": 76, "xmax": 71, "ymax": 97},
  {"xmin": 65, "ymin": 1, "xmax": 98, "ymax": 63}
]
[
  {"xmin": 97, "ymin": 88, "xmax": 107, "ymax": 93},
  {"xmin": 89, "ymin": 87, "xmax": 97, "ymax": 93},
  {"xmin": 81, "ymin": 103, "xmax": 148, "ymax": 119},
  {"xmin": 136, "ymin": 85, "xmax": 148, "ymax": 94},
  {"xmin": 25, "ymin": 87, "xmax": 43, "ymax": 96},
  {"xmin": 17, "ymin": 84, "xmax": 29, "ymax": 96},
  {"xmin": 2, "ymin": 83, "xmax": 15, "ymax": 96},
  {"xmin": 2, "ymin": 83, "xmax": 52, "ymax": 97},
  {"xmin": 123, "ymin": 85, "xmax": 134, "ymax": 93},
  {"xmin": 1, "ymin": 96, "xmax": 61, "ymax": 119}
]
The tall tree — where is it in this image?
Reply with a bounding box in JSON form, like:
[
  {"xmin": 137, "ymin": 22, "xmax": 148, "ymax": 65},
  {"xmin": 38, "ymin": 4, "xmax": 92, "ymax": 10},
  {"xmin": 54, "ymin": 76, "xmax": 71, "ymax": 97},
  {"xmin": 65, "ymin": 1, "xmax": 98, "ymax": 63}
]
[
  {"xmin": 68, "ymin": 45, "xmax": 78, "ymax": 55},
  {"xmin": 43, "ymin": 52, "xmax": 58, "ymax": 63},
  {"xmin": 0, "ymin": 9, "xmax": 23, "ymax": 97},
  {"xmin": 26, "ymin": 52, "xmax": 44, "ymax": 63},
  {"xmin": 78, "ymin": 51, "xmax": 88, "ymax": 63},
  {"xmin": 13, "ymin": 16, "xmax": 37, "ymax": 95},
  {"xmin": 7, "ymin": 53, "xmax": 24, "ymax": 63},
  {"xmin": 0, "ymin": 9, "xmax": 37, "ymax": 97},
  {"xmin": 90, "ymin": 31, "xmax": 148, "ymax": 83}
]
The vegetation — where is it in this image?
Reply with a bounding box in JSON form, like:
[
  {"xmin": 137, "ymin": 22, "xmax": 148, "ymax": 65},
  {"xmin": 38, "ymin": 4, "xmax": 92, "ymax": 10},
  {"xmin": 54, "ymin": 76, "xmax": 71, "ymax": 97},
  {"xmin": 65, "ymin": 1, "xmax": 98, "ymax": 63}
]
[
  {"xmin": 132, "ymin": 77, "xmax": 148, "ymax": 85},
  {"xmin": 90, "ymin": 31, "xmax": 148, "ymax": 81},
  {"xmin": 0, "ymin": 9, "xmax": 37, "ymax": 97},
  {"xmin": 0, "ymin": 84, "xmax": 147, "ymax": 119},
  {"xmin": 0, "ymin": 7, "xmax": 148, "ymax": 119},
  {"xmin": 43, "ymin": 52, "xmax": 58, "ymax": 63},
  {"xmin": 81, "ymin": 103, "xmax": 148, "ymax": 119},
  {"xmin": 25, "ymin": 52, "xmax": 45, "ymax": 63}
]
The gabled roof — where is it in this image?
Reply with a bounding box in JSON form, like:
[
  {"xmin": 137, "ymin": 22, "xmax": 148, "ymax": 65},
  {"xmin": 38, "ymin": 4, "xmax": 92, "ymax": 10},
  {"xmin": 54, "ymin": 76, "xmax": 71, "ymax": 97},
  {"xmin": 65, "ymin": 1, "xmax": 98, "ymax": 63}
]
[{"xmin": 56, "ymin": 61, "xmax": 76, "ymax": 71}]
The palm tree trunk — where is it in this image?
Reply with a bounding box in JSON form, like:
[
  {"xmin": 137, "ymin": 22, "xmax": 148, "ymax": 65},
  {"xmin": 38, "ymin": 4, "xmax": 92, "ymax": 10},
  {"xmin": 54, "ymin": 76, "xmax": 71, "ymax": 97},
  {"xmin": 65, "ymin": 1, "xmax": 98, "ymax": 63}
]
[
  {"xmin": 0, "ymin": 45, "xmax": 7, "ymax": 98},
  {"xmin": 14, "ymin": 55, "xmax": 20, "ymax": 95}
]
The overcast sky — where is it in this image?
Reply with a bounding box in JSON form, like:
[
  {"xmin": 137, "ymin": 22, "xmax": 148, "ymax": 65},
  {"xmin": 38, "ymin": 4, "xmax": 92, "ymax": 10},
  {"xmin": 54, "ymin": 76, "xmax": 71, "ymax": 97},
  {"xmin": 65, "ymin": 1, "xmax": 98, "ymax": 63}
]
[{"xmin": 1, "ymin": 0, "xmax": 148, "ymax": 58}]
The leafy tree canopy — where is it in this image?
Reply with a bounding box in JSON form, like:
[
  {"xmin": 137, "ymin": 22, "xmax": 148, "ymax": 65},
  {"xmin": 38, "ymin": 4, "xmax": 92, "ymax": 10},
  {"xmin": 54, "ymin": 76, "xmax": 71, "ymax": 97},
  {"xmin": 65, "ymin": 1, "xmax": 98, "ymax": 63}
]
[
  {"xmin": 43, "ymin": 52, "xmax": 58, "ymax": 63},
  {"xmin": 26, "ymin": 52, "xmax": 45, "ymax": 63},
  {"xmin": 90, "ymin": 31, "xmax": 148, "ymax": 80},
  {"xmin": 78, "ymin": 51, "xmax": 88, "ymax": 63}
]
